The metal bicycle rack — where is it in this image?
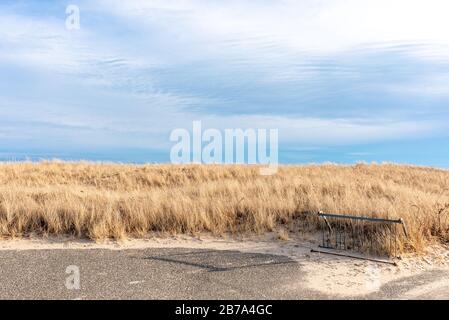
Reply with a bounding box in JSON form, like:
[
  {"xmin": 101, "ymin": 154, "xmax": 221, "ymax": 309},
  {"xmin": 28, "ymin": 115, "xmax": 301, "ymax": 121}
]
[{"xmin": 311, "ymin": 212, "xmax": 408, "ymax": 265}]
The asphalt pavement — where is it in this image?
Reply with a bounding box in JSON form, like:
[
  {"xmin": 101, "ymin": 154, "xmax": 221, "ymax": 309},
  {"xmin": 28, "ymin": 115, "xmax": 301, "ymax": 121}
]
[{"xmin": 0, "ymin": 248, "xmax": 447, "ymax": 299}]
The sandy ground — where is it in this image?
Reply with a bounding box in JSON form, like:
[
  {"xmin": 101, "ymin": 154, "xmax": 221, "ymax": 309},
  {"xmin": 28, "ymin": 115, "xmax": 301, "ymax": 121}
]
[{"xmin": 1, "ymin": 233, "xmax": 448, "ymax": 298}]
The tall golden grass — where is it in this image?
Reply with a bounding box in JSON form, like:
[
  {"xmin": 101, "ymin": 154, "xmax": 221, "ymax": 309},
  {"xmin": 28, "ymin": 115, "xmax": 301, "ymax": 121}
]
[{"xmin": 0, "ymin": 161, "xmax": 448, "ymax": 253}]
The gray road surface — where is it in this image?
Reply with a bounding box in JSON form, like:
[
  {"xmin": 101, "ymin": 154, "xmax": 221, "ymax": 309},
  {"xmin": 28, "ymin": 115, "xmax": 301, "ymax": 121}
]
[{"xmin": 0, "ymin": 248, "xmax": 447, "ymax": 299}]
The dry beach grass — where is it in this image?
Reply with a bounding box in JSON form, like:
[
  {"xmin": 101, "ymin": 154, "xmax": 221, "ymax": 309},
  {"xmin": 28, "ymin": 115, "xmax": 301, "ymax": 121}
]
[{"xmin": 0, "ymin": 161, "xmax": 448, "ymax": 254}]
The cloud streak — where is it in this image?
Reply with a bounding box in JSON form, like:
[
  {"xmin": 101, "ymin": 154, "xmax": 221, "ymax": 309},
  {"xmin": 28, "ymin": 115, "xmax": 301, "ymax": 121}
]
[{"xmin": 0, "ymin": 0, "xmax": 449, "ymax": 164}]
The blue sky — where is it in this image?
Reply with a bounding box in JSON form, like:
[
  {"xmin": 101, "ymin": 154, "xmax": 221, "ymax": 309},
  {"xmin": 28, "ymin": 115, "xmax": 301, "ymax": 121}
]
[{"xmin": 1, "ymin": 0, "xmax": 449, "ymax": 166}]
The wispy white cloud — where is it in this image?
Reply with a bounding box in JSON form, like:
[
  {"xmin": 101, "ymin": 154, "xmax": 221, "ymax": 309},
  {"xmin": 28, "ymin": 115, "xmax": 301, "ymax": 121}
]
[
  {"xmin": 0, "ymin": 7, "xmax": 186, "ymax": 102},
  {"xmin": 100, "ymin": 0, "xmax": 449, "ymax": 55},
  {"xmin": 1, "ymin": 0, "xmax": 449, "ymax": 162},
  {"xmin": 195, "ymin": 115, "xmax": 441, "ymax": 146}
]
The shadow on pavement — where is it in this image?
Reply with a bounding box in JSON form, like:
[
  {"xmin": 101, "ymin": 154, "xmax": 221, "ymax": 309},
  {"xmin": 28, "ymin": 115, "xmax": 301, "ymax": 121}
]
[{"xmin": 143, "ymin": 249, "xmax": 298, "ymax": 272}]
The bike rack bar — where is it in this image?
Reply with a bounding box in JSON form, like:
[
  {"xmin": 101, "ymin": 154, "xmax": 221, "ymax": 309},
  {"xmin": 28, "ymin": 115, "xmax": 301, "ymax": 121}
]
[
  {"xmin": 318, "ymin": 212, "xmax": 403, "ymax": 224},
  {"xmin": 310, "ymin": 248, "xmax": 398, "ymax": 266}
]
